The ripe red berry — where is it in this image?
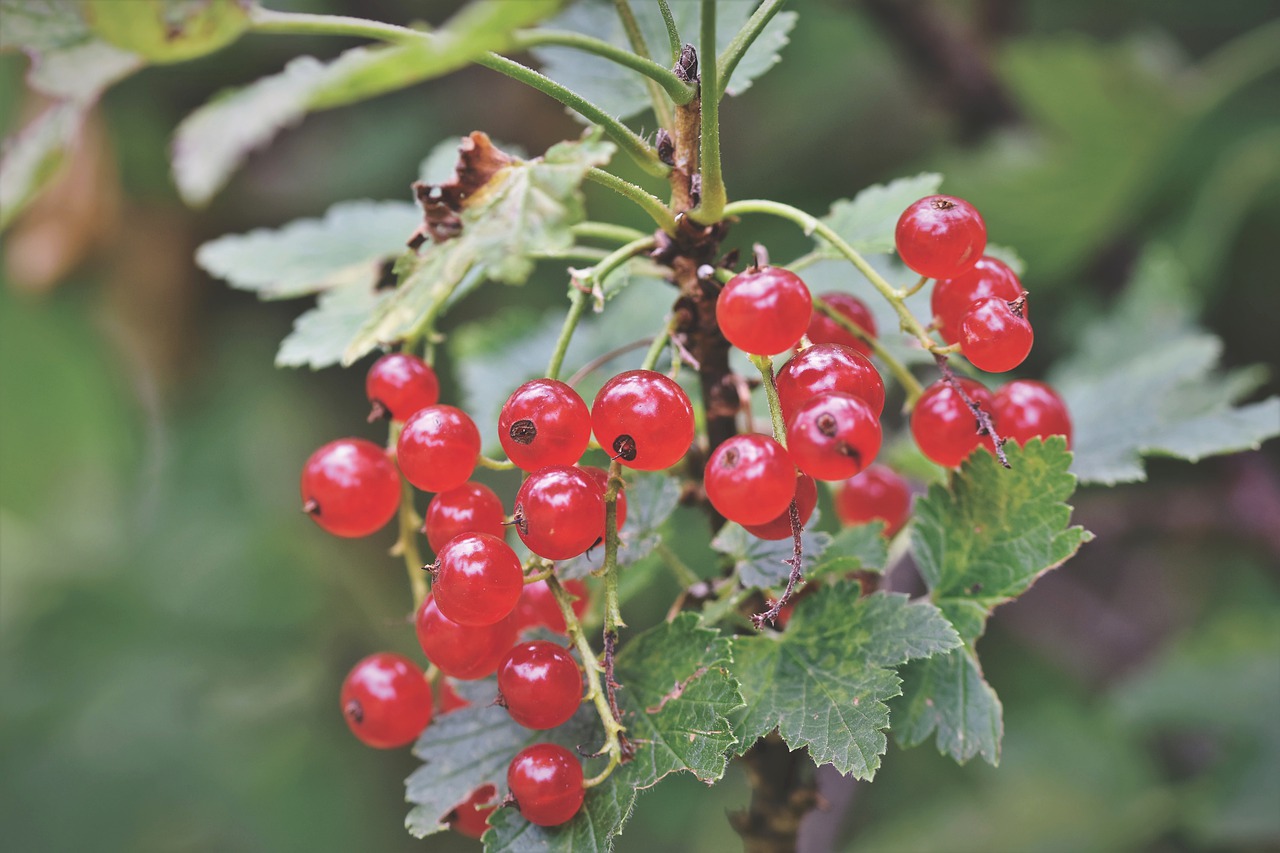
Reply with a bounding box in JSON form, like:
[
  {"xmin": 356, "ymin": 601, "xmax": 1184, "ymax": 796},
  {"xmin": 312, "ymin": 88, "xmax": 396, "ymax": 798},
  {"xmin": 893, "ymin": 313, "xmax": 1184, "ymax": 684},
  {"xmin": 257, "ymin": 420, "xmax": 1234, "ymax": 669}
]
[
  {"xmin": 514, "ymin": 466, "xmax": 605, "ymax": 560},
  {"xmin": 579, "ymin": 465, "xmax": 627, "ymax": 531},
  {"xmin": 992, "ymin": 380, "xmax": 1072, "ymax": 448},
  {"xmin": 366, "ymin": 352, "xmax": 439, "ymax": 422},
  {"xmin": 895, "ymin": 195, "xmax": 987, "ymax": 280},
  {"xmin": 717, "ymin": 266, "xmax": 813, "ymax": 355},
  {"xmin": 507, "ymin": 743, "xmax": 585, "ymax": 827},
  {"xmin": 423, "ymin": 482, "xmax": 506, "ymax": 554},
  {"xmin": 432, "ymin": 533, "xmax": 524, "ymax": 627},
  {"xmin": 807, "ymin": 292, "xmax": 877, "ymax": 356},
  {"xmin": 416, "ymin": 596, "xmax": 516, "ymax": 680},
  {"xmin": 397, "ymin": 405, "xmax": 481, "ymax": 493},
  {"xmin": 960, "ymin": 296, "xmax": 1033, "ymax": 373},
  {"xmin": 514, "ymin": 579, "xmax": 589, "ymax": 635},
  {"xmin": 591, "ymin": 370, "xmax": 694, "ymax": 470},
  {"xmin": 776, "ymin": 343, "xmax": 886, "ymax": 423},
  {"xmin": 911, "ymin": 378, "xmax": 998, "ymax": 467},
  {"xmin": 340, "ymin": 652, "xmax": 433, "ymax": 749},
  {"xmin": 449, "ymin": 784, "xmax": 497, "ymax": 839},
  {"xmin": 301, "ymin": 438, "xmax": 401, "ymax": 538},
  {"xmin": 499, "ymin": 379, "xmax": 592, "ymax": 472},
  {"xmin": 437, "ymin": 679, "xmax": 470, "ymax": 714},
  {"xmin": 834, "ymin": 465, "xmax": 912, "ymax": 537},
  {"xmin": 742, "ymin": 473, "xmax": 818, "ymax": 540},
  {"xmin": 497, "ymin": 641, "xmax": 583, "ymax": 730},
  {"xmin": 704, "ymin": 434, "xmax": 797, "ymax": 525},
  {"xmin": 932, "ymin": 256, "xmax": 1023, "ymax": 344},
  {"xmin": 786, "ymin": 392, "xmax": 882, "ymax": 481}
]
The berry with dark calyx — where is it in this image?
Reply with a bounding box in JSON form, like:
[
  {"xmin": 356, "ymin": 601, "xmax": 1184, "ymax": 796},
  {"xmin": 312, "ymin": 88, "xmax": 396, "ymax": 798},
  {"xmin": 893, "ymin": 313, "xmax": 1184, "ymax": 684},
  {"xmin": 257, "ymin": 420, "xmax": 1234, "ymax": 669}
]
[
  {"xmin": 507, "ymin": 743, "xmax": 585, "ymax": 827},
  {"xmin": 416, "ymin": 596, "xmax": 516, "ymax": 680},
  {"xmin": 365, "ymin": 352, "xmax": 439, "ymax": 422},
  {"xmin": 301, "ymin": 438, "xmax": 401, "ymax": 538},
  {"xmin": 911, "ymin": 377, "xmax": 998, "ymax": 467},
  {"xmin": 704, "ymin": 434, "xmax": 797, "ymax": 525},
  {"xmin": 932, "ymin": 256, "xmax": 1023, "ymax": 344},
  {"xmin": 786, "ymin": 392, "xmax": 882, "ymax": 481},
  {"xmin": 960, "ymin": 295, "xmax": 1033, "ymax": 373},
  {"xmin": 499, "ymin": 379, "xmax": 592, "ymax": 472},
  {"xmin": 423, "ymin": 482, "xmax": 506, "ymax": 554},
  {"xmin": 895, "ymin": 195, "xmax": 987, "ymax": 280},
  {"xmin": 591, "ymin": 370, "xmax": 695, "ymax": 470},
  {"xmin": 717, "ymin": 265, "xmax": 813, "ymax": 355},
  {"xmin": 514, "ymin": 466, "xmax": 605, "ymax": 560},
  {"xmin": 397, "ymin": 405, "xmax": 481, "ymax": 493},
  {"xmin": 432, "ymin": 533, "xmax": 524, "ymax": 627},
  {"xmin": 743, "ymin": 473, "xmax": 818, "ymax": 540},
  {"xmin": 776, "ymin": 343, "xmax": 886, "ymax": 423},
  {"xmin": 834, "ymin": 464, "xmax": 912, "ymax": 537},
  {"xmin": 579, "ymin": 465, "xmax": 627, "ymax": 531},
  {"xmin": 497, "ymin": 641, "xmax": 583, "ymax": 730},
  {"xmin": 808, "ymin": 292, "xmax": 877, "ymax": 357},
  {"xmin": 449, "ymin": 784, "xmax": 497, "ymax": 839},
  {"xmin": 514, "ymin": 579, "xmax": 589, "ymax": 635},
  {"xmin": 993, "ymin": 380, "xmax": 1073, "ymax": 448},
  {"xmin": 340, "ymin": 653, "xmax": 433, "ymax": 749}
]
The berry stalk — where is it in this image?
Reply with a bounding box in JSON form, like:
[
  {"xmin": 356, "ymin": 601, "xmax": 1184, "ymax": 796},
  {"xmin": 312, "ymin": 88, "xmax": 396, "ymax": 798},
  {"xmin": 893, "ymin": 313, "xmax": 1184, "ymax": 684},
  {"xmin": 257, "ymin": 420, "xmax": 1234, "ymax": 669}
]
[
  {"xmin": 387, "ymin": 421, "xmax": 428, "ymax": 610},
  {"xmin": 812, "ymin": 297, "xmax": 924, "ymax": 404}
]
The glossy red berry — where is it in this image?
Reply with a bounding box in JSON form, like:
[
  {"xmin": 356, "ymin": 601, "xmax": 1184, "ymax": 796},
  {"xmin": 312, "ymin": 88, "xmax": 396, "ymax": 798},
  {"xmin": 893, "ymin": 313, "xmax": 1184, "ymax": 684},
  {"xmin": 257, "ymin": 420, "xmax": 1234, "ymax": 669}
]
[
  {"xmin": 834, "ymin": 465, "xmax": 912, "ymax": 537},
  {"xmin": 416, "ymin": 596, "xmax": 516, "ymax": 680},
  {"xmin": 423, "ymin": 482, "xmax": 506, "ymax": 554},
  {"xmin": 497, "ymin": 641, "xmax": 583, "ymax": 730},
  {"xmin": 591, "ymin": 370, "xmax": 695, "ymax": 470},
  {"xmin": 993, "ymin": 380, "xmax": 1072, "ymax": 448},
  {"xmin": 960, "ymin": 296, "xmax": 1033, "ymax": 373},
  {"xmin": 776, "ymin": 343, "xmax": 885, "ymax": 423},
  {"xmin": 340, "ymin": 652, "xmax": 432, "ymax": 749},
  {"xmin": 742, "ymin": 473, "xmax": 818, "ymax": 540},
  {"xmin": 437, "ymin": 679, "xmax": 470, "ymax": 714},
  {"xmin": 365, "ymin": 352, "xmax": 439, "ymax": 422},
  {"xmin": 301, "ymin": 438, "xmax": 401, "ymax": 538},
  {"xmin": 895, "ymin": 195, "xmax": 987, "ymax": 280},
  {"xmin": 911, "ymin": 378, "xmax": 997, "ymax": 467},
  {"xmin": 704, "ymin": 434, "xmax": 797, "ymax": 525},
  {"xmin": 932, "ymin": 256, "xmax": 1023, "ymax": 344},
  {"xmin": 514, "ymin": 579, "xmax": 589, "ymax": 635},
  {"xmin": 717, "ymin": 266, "xmax": 812, "ymax": 355},
  {"xmin": 807, "ymin": 292, "xmax": 877, "ymax": 357},
  {"xmin": 514, "ymin": 466, "xmax": 605, "ymax": 560},
  {"xmin": 579, "ymin": 466, "xmax": 627, "ymax": 531},
  {"xmin": 786, "ymin": 392, "xmax": 882, "ymax": 481},
  {"xmin": 432, "ymin": 533, "xmax": 524, "ymax": 627},
  {"xmin": 499, "ymin": 379, "xmax": 592, "ymax": 472},
  {"xmin": 397, "ymin": 405, "xmax": 481, "ymax": 493},
  {"xmin": 449, "ymin": 784, "xmax": 497, "ymax": 839},
  {"xmin": 507, "ymin": 743, "xmax": 585, "ymax": 827}
]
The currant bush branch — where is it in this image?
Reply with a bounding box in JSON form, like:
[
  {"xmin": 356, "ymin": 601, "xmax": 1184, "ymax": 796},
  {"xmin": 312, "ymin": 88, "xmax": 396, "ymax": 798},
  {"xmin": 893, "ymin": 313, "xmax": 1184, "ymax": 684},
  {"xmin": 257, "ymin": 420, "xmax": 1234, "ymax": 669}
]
[
  {"xmin": 689, "ymin": 0, "xmax": 727, "ymax": 224},
  {"xmin": 657, "ymin": 0, "xmax": 681, "ymax": 63}
]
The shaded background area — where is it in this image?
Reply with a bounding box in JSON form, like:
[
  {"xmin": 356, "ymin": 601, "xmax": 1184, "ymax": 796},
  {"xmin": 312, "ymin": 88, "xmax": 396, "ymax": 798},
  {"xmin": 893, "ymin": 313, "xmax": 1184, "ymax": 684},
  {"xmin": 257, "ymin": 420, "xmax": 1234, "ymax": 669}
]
[{"xmin": 1, "ymin": 1, "xmax": 1277, "ymax": 851}]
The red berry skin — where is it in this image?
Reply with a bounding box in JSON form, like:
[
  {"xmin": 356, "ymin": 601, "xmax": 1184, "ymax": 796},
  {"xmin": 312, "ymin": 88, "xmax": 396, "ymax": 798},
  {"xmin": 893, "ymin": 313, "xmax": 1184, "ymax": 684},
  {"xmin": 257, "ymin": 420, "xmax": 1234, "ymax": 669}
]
[
  {"xmin": 911, "ymin": 378, "xmax": 997, "ymax": 467},
  {"xmin": 514, "ymin": 579, "xmax": 589, "ymax": 635},
  {"xmin": 776, "ymin": 343, "xmax": 886, "ymax": 423},
  {"xmin": 450, "ymin": 784, "xmax": 497, "ymax": 839},
  {"xmin": 993, "ymin": 380, "xmax": 1072, "ymax": 448},
  {"xmin": 301, "ymin": 438, "xmax": 401, "ymax": 538},
  {"xmin": 507, "ymin": 743, "xmax": 585, "ymax": 827},
  {"xmin": 834, "ymin": 465, "xmax": 912, "ymax": 537},
  {"xmin": 717, "ymin": 266, "xmax": 813, "ymax": 356},
  {"xmin": 591, "ymin": 370, "xmax": 695, "ymax": 471},
  {"xmin": 807, "ymin": 292, "xmax": 877, "ymax": 356},
  {"xmin": 932, "ymin": 256, "xmax": 1023, "ymax": 345},
  {"xmin": 515, "ymin": 466, "xmax": 606, "ymax": 560},
  {"xmin": 895, "ymin": 195, "xmax": 987, "ymax": 280},
  {"xmin": 960, "ymin": 297, "xmax": 1033, "ymax": 373},
  {"xmin": 742, "ymin": 473, "xmax": 818, "ymax": 540},
  {"xmin": 704, "ymin": 434, "xmax": 797, "ymax": 525},
  {"xmin": 437, "ymin": 680, "xmax": 470, "ymax": 714},
  {"xmin": 397, "ymin": 405, "xmax": 481, "ymax": 493},
  {"xmin": 579, "ymin": 466, "xmax": 627, "ymax": 531},
  {"xmin": 366, "ymin": 352, "xmax": 440, "ymax": 421},
  {"xmin": 432, "ymin": 533, "xmax": 524, "ymax": 627},
  {"xmin": 416, "ymin": 596, "xmax": 517, "ymax": 680},
  {"xmin": 786, "ymin": 392, "xmax": 882, "ymax": 481},
  {"xmin": 340, "ymin": 653, "xmax": 433, "ymax": 749},
  {"xmin": 499, "ymin": 379, "xmax": 592, "ymax": 472},
  {"xmin": 423, "ymin": 482, "xmax": 506, "ymax": 554},
  {"xmin": 498, "ymin": 641, "xmax": 583, "ymax": 730}
]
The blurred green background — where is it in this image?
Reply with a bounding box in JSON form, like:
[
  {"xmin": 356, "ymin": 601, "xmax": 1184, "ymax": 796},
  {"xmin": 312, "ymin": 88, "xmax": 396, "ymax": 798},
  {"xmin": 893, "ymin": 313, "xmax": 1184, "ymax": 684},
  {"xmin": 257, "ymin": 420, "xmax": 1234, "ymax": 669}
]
[{"xmin": 1, "ymin": 1, "xmax": 1277, "ymax": 851}]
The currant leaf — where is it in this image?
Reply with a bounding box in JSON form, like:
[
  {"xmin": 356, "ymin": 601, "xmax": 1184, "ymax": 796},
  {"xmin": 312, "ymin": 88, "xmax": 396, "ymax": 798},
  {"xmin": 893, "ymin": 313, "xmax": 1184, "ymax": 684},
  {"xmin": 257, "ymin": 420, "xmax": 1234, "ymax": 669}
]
[
  {"xmin": 560, "ymin": 473, "xmax": 681, "ymax": 580},
  {"xmin": 817, "ymin": 173, "xmax": 944, "ymax": 256},
  {"xmin": 711, "ymin": 519, "xmax": 832, "ymax": 590},
  {"xmin": 482, "ymin": 775, "xmax": 635, "ymax": 852},
  {"xmin": 808, "ymin": 523, "xmax": 889, "ymax": 579}
]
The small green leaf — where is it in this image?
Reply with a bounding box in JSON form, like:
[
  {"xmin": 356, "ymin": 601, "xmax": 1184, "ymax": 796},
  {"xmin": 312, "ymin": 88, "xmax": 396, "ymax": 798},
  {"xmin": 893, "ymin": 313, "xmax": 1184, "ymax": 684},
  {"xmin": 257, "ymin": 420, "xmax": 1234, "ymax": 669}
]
[
  {"xmin": 808, "ymin": 523, "xmax": 888, "ymax": 579},
  {"xmin": 723, "ymin": 11, "xmax": 798, "ymax": 98},
  {"xmin": 818, "ymin": 173, "xmax": 944, "ymax": 256},
  {"xmin": 81, "ymin": 0, "xmax": 248, "ymax": 64},
  {"xmin": 711, "ymin": 519, "xmax": 832, "ymax": 590},
  {"xmin": 275, "ymin": 282, "xmax": 392, "ymax": 370},
  {"xmin": 894, "ymin": 646, "xmax": 1003, "ymax": 766}
]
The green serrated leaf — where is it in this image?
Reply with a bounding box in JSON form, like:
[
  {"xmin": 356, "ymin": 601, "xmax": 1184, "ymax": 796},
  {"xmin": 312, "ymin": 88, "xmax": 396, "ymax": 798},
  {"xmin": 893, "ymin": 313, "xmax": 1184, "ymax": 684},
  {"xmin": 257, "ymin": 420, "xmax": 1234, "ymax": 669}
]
[
  {"xmin": 818, "ymin": 173, "xmax": 943, "ymax": 256},
  {"xmin": 483, "ymin": 775, "xmax": 635, "ymax": 852},
  {"xmin": 808, "ymin": 522, "xmax": 888, "ymax": 578},
  {"xmin": 711, "ymin": 518, "xmax": 832, "ymax": 590},
  {"xmin": 274, "ymin": 282, "xmax": 392, "ymax": 370},
  {"xmin": 723, "ymin": 11, "xmax": 798, "ymax": 98},
  {"xmin": 894, "ymin": 646, "xmax": 1003, "ymax": 766}
]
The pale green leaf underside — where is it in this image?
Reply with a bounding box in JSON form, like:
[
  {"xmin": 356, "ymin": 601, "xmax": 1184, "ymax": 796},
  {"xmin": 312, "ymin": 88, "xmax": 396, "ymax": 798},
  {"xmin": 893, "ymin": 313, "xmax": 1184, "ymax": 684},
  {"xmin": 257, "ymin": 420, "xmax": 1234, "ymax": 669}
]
[
  {"xmin": 274, "ymin": 282, "xmax": 392, "ymax": 369},
  {"xmin": 0, "ymin": 101, "xmax": 80, "ymax": 231},
  {"xmin": 711, "ymin": 519, "xmax": 832, "ymax": 590}
]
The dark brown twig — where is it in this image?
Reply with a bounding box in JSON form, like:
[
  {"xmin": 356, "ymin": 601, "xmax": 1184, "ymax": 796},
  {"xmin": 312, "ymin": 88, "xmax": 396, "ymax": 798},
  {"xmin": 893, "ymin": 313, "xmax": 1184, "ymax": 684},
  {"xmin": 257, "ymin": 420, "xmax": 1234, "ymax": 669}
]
[
  {"xmin": 753, "ymin": 500, "xmax": 805, "ymax": 627},
  {"xmin": 935, "ymin": 353, "xmax": 1010, "ymax": 467}
]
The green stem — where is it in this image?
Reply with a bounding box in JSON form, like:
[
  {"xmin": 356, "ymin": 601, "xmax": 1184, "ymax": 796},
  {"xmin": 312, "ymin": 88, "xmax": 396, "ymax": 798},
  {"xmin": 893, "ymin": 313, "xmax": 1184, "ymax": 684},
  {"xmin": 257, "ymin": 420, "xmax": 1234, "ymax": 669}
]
[
  {"xmin": 812, "ymin": 298, "xmax": 925, "ymax": 403},
  {"xmin": 658, "ymin": 0, "xmax": 680, "ymax": 64},
  {"xmin": 641, "ymin": 322, "xmax": 672, "ymax": 371},
  {"xmin": 656, "ymin": 542, "xmax": 699, "ymax": 588},
  {"xmin": 609, "ymin": 0, "xmax": 677, "ymax": 125},
  {"xmin": 902, "ymin": 274, "xmax": 930, "ymax": 298},
  {"xmin": 475, "ymin": 454, "xmax": 516, "ymax": 471},
  {"xmin": 572, "ymin": 221, "xmax": 649, "ymax": 244},
  {"xmin": 585, "ymin": 168, "xmax": 679, "ymax": 234},
  {"xmin": 249, "ymin": 6, "xmax": 421, "ymax": 41},
  {"xmin": 386, "ymin": 422, "xmax": 428, "ymax": 610},
  {"xmin": 688, "ymin": 0, "xmax": 726, "ymax": 225},
  {"xmin": 717, "ymin": 0, "xmax": 788, "ymax": 100},
  {"xmin": 749, "ymin": 354, "xmax": 787, "ymax": 446},
  {"xmin": 511, "ymin": 27, "xmax": 694, "ymax": 109},
  {"xmin": 596, "ymin": 460, "xmax": 626, "ymax": 630}
]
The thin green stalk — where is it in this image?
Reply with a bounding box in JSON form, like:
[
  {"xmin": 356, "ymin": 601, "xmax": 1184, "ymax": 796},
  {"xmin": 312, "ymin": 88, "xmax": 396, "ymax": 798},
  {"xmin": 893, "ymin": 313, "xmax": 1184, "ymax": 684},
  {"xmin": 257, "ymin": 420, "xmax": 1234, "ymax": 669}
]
[
  {"xmin": 249, "ymin": 6, "xmax": 421, "ymax": 41},
  {"xmin": 902, "ymin": 274, "xmax": 930, "ymax": 298},
  {"xmin": 641, "ymin": 322, "xmax": 673, "ymax": 371},
  {"xmin": 658, "ymin": 0, "xmax": 680, "ymax": 63},
  {"xmin": 386, "ymin": 422, "xmax": 428, "ymax": 610},
  {"xmin": 596, "ymin": 460, "xmax": 627, "ymax": 631},
  {"xmin": 531, "ymin": 246, "xmax": 610, "ymax": 262},
  {"xmin": 609, "ymin": 0, "xmax": 677, "ymax": 125},
  {"xmin": 717, "ymin": 0, "xmax": 788, "ymax": 100},
  {"xmin": 656, "ymin": 542, "xmax": 699, "ymax": 588},
  {"xmin": 585, "ymin": 168, "xmax": 678, "ymax": 234},
  {"xmin": 813, "ymin": 298, "xmax": 925, "ymax": 403},
  {"xmin": 475, "ymin": 454, "xmax": 516, "ymax": 471},
  {"xmin": 511, "ymin": 27, "xmax": 694, "ymax": 108},
  {"xmin": 688, "ymin": 0, "xmax": 726, "ymax": 224},
  {"xmin": 748, "ymin": 354, "xmax": 787, "ymax": 445},
  {"xmin": 572, "ymin": 221, "xmax": 648, "ymax": 244}
]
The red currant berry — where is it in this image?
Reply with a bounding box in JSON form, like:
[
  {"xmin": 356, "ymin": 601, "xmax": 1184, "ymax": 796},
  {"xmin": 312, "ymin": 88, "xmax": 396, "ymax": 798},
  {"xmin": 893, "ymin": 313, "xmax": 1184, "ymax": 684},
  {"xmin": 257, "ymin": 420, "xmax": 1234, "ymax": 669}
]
[
  {"xmin": 514, "ymin": 579, "xmax": 589, "ymax": 635},
  {"xmin": 786, "ymin": 392, "xmax": 882, "ymax": 481},
  {"xmin": 895, "ymin": 195, "xmax": 987, "ymax": 280},
  {"xmin": 437, "ymin": 679, "xmax": 469, "ymax": 714},
  {"xmin": 742, "ymin": 473, "xmax": 818, "ymax": 540},
  {"xmin": 960, "ymin": 296, "xmax": 1033, "ymax": 373},
  {"xmin": 301, "ymin": 438, "xmax": 401, "ymax": 538},
  {"xmin": 497, "ymin": 641, "xmax": 583, "ymax": 730},
  {"xmin": 776, "ymin": 343, "xmax": 886, "ymax": 423},
  {"xmin": 514, "ymin": 466, "xmax": 605, "ymax": 560},
  {"xmin": 579, "ymin": 466, "xmax": 627, "ymax": 531},
  {"xmin": 717, "ymin": 266, "xmax": 813, "ymax": 355},
  {"xmin": 449, "ymin": 784, "xmax": 497, "ymax": 839},
  {"xmin": 416, "ymin": 596, "xmax": 516, "ymax": 680},
  {"xmin": 340, "ymin": 652, "xmax": 432, "ymax": 749},
  {"xmin": 366, "ymin": 352, "xmax": 439, "ymax": 422},
  {"xmin": 993, "ymin": 380, "xmax": 1072, "ymax": 448},
  {"xmin": 834, "ymin": 465, "xmax": 912, "ymax": 537},
  {"xmin": 432, "ymin": 533, "xmax": 524, "ymax": 627},
  {"xmin": 423, "ymin": 482, "xmax": 506, "ymax": 554},
  {"xmin": 591, "ymin": 370, "xmax": 694, "ymax": 470},
  {"xmin": 704, "ymin": 434, "xmax": 797, "ymax": 525},
  {"xmin": 807, "ymin": 292, "xmax": 877, "ymax": 356},
  {"xmin": 397, "ymin": 405, "xmax": 481, "ymax": 493},
  {"xmin": 507, "ymin": 743, "xmax": 585, "ymax": 827},
  {"xmin": 910, "ymin": 378, "xmax": 997, "ymax": 467},
  {"xmin": 931, "ymin": 256, "xmax": 1023, "ymax": 344},
  {"xmin": 499, "ymin": 379, "xmax": 592, "ymax": 472}
]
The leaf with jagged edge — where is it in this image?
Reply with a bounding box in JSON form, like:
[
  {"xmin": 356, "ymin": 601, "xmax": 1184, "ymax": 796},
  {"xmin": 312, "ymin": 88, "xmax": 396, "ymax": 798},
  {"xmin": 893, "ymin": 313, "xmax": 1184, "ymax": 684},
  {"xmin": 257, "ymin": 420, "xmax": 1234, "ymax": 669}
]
[
  {"xmin": 817, "ymin": 173, "xmax": 943, "ymax": 256},
  {"xmin": 274, "ymin": 281, "xmax": 392, "ymax": 369},
  {"xmin": 807, "ymin": 522, "xmax": 889, "ymax": 579},
  {"xmin": 711, "ymin": 518, "xmax": 832, "ymax": 590}
]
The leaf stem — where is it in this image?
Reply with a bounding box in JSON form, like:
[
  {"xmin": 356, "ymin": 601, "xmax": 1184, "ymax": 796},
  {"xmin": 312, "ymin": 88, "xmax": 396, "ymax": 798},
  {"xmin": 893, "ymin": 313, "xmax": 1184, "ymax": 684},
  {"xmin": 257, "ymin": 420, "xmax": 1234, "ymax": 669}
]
[
  {"xmin": 608, "ymin": 0, "xmax": 677, "ymax": 124},
  {"xmin": 641, "ymin": 321, "xmax": 673, "ymax": 371},
  {"xmin": 585, "ymin": 168, "xmax": 678, "ymax": 234},
  {"xmin": 386, "ymin": 421, "xmax": 428, "ymax": 610},
  {"xmin": 656, "ymin": 541, "xmax": 700, "ymax": 588},
  {"xmin": 717, "ymin": 0, "xmax": 788, "ymax": 100},
  {"xmin": 813, "ymin": 297, "xmax": 924, "ymax": 403},
  {"xmin": 748, "ymin": 353, "xmax": 787, "ymax": 446},
  {"xmin": 248, "ymin": 6, "xmax": 421, "ymax": 41},
  {"xmin": 658, "ymin": 0, "xmax": 681, "ymax": 64},
  {"xmin": 474, "ymin": 454, "xmax": 516, "ymax": 471},
  {"xmin": 688, "ymin": 0, "xmax": 726, "ymax": 224},
  {"xmin": 572, "ymin": 221, "xmax": 648, "ymax": 244}
]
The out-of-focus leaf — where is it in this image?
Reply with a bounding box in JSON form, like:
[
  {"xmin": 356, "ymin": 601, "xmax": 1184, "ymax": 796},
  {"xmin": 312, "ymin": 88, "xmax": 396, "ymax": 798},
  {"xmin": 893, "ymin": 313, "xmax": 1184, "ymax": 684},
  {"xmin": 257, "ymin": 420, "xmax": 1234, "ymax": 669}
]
[
  {"xmin": 816, "ymin": 173, "xmax": 942, "ymax": 256},
  {"xmin": 275, "ymin": 282, "xmax": 392, "ymax": 370},
  {"xmin": 81, "ymin": 0, "xmax": 249, "ymax": 64},
  {"xmin": 0, "ymin": 101, "xmax": 81, "ymax": 231}
]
